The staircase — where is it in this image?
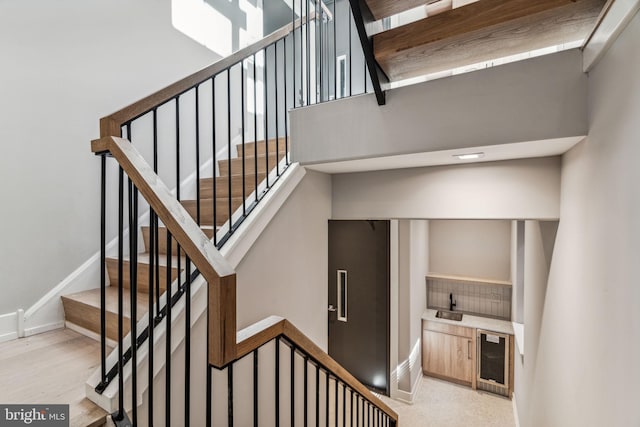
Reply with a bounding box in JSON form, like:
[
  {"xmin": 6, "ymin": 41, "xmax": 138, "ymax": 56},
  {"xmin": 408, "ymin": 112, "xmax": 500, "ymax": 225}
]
[{"xmin": 62, "ymin": 138, "xmax": 287, "ymax": 342}]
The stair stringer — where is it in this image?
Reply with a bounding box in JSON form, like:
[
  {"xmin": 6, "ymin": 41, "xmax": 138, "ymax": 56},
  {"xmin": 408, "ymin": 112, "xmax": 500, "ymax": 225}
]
[{"xmin": 85, "ymin": 162, "xmax": 306, "ymax": 414}]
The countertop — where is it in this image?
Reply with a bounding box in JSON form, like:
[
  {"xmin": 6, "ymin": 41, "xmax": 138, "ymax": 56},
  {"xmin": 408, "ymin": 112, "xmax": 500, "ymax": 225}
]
[{"xmin": 422, "ymin": 309, "xmax": 514, "ymax": 335}]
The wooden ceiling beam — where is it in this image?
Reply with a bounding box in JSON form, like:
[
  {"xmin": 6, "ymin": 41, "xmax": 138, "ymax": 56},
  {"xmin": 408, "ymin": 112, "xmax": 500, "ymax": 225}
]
[{"xmin": 373, "ymin": 0, "xmax": 607, "ymax": 81}]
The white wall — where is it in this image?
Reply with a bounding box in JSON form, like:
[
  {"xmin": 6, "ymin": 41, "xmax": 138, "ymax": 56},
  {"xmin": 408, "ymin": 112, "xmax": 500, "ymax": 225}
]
[
  {"xmin": 396, "ymin": 220, "xmax": 428, "ymax": 400},
  {"xmin": 332, "ymin": 157, "xmax": 561, "ymax": 220},
  {"xmin": 0, "ymin": 0, "xmax": 218, "ymax": 317},
  {"xmin": 408, "ymin": 220, "xmax": 428, "ymax": 390},
  {"xmin": 235, "ymin": 170, "xmax": 332, "ymax": 347},
  {"xmin": 514, "ymin": 220, "xmax": 557, "ymax": 427},
  {"xmin": 292, "ymin": 49, "xmax": 587, "ymax": 165},
  {"xmin": 520, "ymin": 11, "xmax": 640, "ymax": 426},
  {"xmin": 429, "ymin": 220, "xmax": 511, "ymax": 281}
]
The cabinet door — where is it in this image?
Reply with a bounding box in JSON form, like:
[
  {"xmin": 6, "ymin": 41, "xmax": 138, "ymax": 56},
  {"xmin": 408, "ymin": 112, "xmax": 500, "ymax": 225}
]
[{"xmin": 423, "ymin": 330, "xmax": 473, "ymax": 384}]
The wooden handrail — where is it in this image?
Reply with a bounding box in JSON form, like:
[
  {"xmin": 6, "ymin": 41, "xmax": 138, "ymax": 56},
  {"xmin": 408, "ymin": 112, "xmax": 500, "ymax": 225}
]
[
  {"xmin": 100, "ymin": 12, "xmax": 318, "ymax": 138},
  {"xmin": 234, "ymin": 316, "xmax": 400, "ymax": 424}
]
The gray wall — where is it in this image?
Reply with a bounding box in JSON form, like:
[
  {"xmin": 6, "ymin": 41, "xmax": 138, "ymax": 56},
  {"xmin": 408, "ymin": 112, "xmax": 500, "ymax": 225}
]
[
  {"xmin": 332, "ymin": 157, "xmax": 562, "ymax": 220},
  {"xmin": 397, "ymin": 220, "xmax": 428, "ymax": 396},
  {"xmin": 236, "ymin": 171, "xmax": 332, "ymax": 347},
  {"xmin": 514, "ymin": 221, "xmax": 557, "ymax": 427},
  {"xmin": 0, "ymin": 0, "xmax": 218, "ymax": 315},
  {"xmin": 429, "ymin": 220, "xmax": 512, "ymax": 281},
  {"xmin": 291, "ymin": 49, "xmax": 587, "ymax": 165},
  {"xmin": 518, "ymin": 11, "xmax": 640, "ymax": 426}
]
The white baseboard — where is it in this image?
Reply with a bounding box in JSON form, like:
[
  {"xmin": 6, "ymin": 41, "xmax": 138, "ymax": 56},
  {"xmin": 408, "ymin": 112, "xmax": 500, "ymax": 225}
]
[
  {"xmin": 393, "ymin": 374, "xmax": 422, "ymax": 404},
  {"xmin": 512, "ymin": 392, "xmax": 521, "ymax": 427},
  {"xmin": 0, "ymin": 312, "xmax": 18, "ymax": 344}
]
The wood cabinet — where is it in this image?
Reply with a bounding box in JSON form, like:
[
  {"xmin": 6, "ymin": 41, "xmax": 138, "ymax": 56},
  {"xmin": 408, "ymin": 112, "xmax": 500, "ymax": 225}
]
[{"xmin": 422, "ymin": 321, "xmax": 475, "ymax": 387}]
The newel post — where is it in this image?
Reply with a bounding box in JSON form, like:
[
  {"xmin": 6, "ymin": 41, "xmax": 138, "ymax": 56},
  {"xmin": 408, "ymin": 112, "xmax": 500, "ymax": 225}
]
[{"xmin": 208, "ymin": 274, "xmax": 238, "ymax": 367}]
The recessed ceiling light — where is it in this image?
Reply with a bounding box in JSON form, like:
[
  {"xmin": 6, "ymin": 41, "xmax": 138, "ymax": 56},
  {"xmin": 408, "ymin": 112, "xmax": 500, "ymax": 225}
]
[{"xmin": 453, "ymin": 152, "xmax": 485, "ymax": 160}]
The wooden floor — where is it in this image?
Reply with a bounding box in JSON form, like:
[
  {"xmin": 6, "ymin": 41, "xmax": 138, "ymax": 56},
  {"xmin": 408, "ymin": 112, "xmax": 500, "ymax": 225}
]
[{"xmin": 0, "ymin": 328, "xmax": 107, "ymax": 427}]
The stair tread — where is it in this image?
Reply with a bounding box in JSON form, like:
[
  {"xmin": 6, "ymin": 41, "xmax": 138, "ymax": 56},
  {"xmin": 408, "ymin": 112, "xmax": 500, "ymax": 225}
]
[
  {"xmin": 62, "ymin": 287, "xmax": 149, "ymax": 322},
  {"xmin": 373, "ymin": 0, "xmax": 605, "ymax": 81}
]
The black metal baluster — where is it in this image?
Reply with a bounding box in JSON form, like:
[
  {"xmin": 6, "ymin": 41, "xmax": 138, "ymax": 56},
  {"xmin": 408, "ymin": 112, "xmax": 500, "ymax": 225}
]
[
  {"xmin": 253, "ymin": 55, "xmax": 258, "ymax": 203},
  {"xmin": 364, "ymin": 61, "xmax": 368, "ymax": 94},
  {"xmin": 306, "ymin": 0, "xmax": 311, "ymax": 104},
  {"xmin": 342, "ymin": 384, "xmax": 346, "ymax": 427},
  {"xmin": 228, "ymin": 365, "xmax": 234, "ymax": 427},
  {"xmin": 334, "ymin": 377, "xmax": 338, "ymax": 427},
  {"xmin": 153, "ymin": 109, "xmax": 161, "ymax": 316},
  {"xmin": 253, "ymin": 349, "xmax": 259, "ymax": 427},
  {"xmin": 303, "ymin": 356, "xmax": 308, "ymax": 427},
  {"xmin": 148, "ymin": 209, "xmax": 155, "ymax": 427},
  {"xmin": 350, "ymin": 389, "xmax": 353, "ymax": 427},
  {"xmin": 100, "ymin": 155, "xmax": 106, "ymax": 387},
  {"xmin": 300, "ymin": 0, "xmax": 303, "ymax": 106},
  {"xmin": 196, "ymin": 86, "xmax": 201, "ymax": 226},
  {"xmin": 263, "ymin": 48, "xmax": 269, "ymax": 188},
  {"xmin": 283, "ymin": 36, "xmax": 289, "ymax": 166},
  {"xmin": 165, "ymin": 232, "xmax": 172, "ymax": 427},
  {"xmin": 274, "ymin": 41, "xmax": 279, "ymax": 176},
  {"xmin": 325, "ymin": 373, "xmax": 329, "ymax": 427},
  {"xmin": 292, "ymin": 0, "xmax": 296, "ymax": 108},
  {"xmin": 227, "ymin": 69, "xmax": 232, "ymax": 232},
  {"xmin": 241, "ymin": 60, "xmax": 246, "ymax": 217},
  {"xmin": 318, "ymin": 0, "xmax": 322, "ymax": 102},
  {"xmin": 185, "ymin": 258, "xmax": 191, "ymax": 427},
  {"xmin": 349, "ymin": 8, "xmax": 353, "ymax": 97},
  {"xmin": 333, "ymin": 0, "xmax": 337, "ymax": 100},
  {"xmin": 113, "ymin": 166, "xmax": 125, "ymax": 424},
  {"xmin": 315, "ymin": 0, "xmax": 319, "ymax": 103},
  {"xmin": 211, "ymin": 76, "xmax": 218, "ymax": 246},
  {"xmin": 315, "ymin": 365, "xmax": 319, "ymax": 427},
  {"xmin": 206, "ymin": 350, "xmax": 212, "ymax": 426},
  {"xmin": 130, "ymin": 181, "xmax": 138, "ymax": 426},
  {"xmin": 175, "ymin": 95, "xmax": 182, "ymax": 342},
  {"xmin": 291, "ymin": 345, "xmax": 295, "ymax": 427},
  {"xmin": 275, "ymin": 337, "xmax": 280, "ymax": 426}
]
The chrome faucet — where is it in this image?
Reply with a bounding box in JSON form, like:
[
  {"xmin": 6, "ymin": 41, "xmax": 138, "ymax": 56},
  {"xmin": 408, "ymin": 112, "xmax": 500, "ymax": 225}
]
[{"xmin": 449, "ymin": 293, "xmax": 456, "ymax": 311}]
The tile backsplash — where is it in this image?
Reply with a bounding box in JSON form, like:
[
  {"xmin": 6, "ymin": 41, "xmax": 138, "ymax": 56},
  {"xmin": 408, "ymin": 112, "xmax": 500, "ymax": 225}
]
[{"xmin": 426, "ymin": 277, "xmax": 511, "ymax": 320}]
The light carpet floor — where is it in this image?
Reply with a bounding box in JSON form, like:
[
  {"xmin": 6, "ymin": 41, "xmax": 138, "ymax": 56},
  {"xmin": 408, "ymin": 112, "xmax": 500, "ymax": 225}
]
[{"xmin": 380, "ymin": 376, "xmax": 516, "ymax": 427}]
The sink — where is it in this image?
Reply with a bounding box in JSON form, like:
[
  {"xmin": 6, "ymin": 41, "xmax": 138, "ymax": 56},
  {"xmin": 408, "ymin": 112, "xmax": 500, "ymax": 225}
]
[{"xmin": 436, "ymin": 310, "xmax": 463, "ymax": 321}]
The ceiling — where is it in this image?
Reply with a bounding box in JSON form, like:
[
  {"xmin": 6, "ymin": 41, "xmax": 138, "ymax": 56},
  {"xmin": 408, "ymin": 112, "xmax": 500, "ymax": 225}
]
[{"xmin": 303, "ymin": 136, "xmax": 585, "ymax": 174}]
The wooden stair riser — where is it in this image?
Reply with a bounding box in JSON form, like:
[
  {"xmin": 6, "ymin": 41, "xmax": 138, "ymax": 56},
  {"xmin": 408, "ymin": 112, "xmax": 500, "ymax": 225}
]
[
  {"xmin": 141, "ymin": 226, "xmax": 214, "ymax": 255},
  {"xmin": 64, "ymin": 298, "xmax": 128, "ymax": 342},
  {"xmin": 218, "ymin": 152, "xmax": 285, "ymax": 176},
  {"xmin": 200, "ymin": 173, "xmax": 266, "ymax": 199},
  {"xmin": 105, "ymin": 258, "xmax": 180, "ymax": 293},
  {"xmin": 61, "ymin": 288, "xmax": 149, "ymax": 341},
  {"xmin": 236, "ymin": 138, "xmax": 288, "ymax": 157},
  {"xmin": 181, "ymin": 198, "xmax": 245, "ymax": 226}
]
